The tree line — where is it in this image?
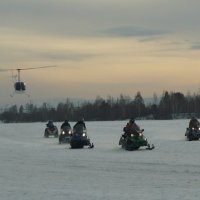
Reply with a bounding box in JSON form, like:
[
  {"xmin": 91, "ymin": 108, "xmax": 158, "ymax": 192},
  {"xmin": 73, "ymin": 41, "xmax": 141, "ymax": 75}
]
[{"xmin": 1, "ymin": 90, "xmax": 200, "ymax": 123}]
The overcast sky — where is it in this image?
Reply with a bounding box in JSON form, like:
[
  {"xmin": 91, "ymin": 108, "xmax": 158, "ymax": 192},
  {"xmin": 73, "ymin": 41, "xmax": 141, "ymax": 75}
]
[{"xmin": 1, "ymin": 0, "xmax": 200, "ymax": 107}]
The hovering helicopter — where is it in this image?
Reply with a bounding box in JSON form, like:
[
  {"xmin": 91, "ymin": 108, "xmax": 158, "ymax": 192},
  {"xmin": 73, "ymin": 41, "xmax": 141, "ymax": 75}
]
[
  {"xmin": 14, "ymin": 69, "xmax": 26, "ymax": 92},
  {"xmin": 0, "ymin": 65, "xmax": 56, "ymax": 97}
]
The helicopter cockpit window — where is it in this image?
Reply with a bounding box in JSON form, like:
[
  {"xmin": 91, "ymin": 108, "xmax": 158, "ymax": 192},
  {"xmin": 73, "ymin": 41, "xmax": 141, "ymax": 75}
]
[{"xmin": 15, "ymin": 82, "xmax": 26, "ymax": 91}]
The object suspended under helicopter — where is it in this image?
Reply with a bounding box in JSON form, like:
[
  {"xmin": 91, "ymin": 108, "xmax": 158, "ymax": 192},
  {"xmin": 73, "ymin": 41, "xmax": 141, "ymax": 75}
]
[{"xmin": 0, "ymin": 65, "xmax": 56, "ymax": 96}]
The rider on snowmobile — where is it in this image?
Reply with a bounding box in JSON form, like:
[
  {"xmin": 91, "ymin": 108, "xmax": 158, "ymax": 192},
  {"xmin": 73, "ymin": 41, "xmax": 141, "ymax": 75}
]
[
  {"xmin": 73, "ymin": 118, "xmax": 86, "ymax": 129},
  {"xmin": 46, "ymin": 120, "xmax": 55, "ymax": 128},
  {"xmin": 189, "ymin": 117, "xmax": 200, "ymax": 129},
  {"xmin": 61, "ymin": 119, "xmax": 71, "ymax": 129},
  {"xmin": 119, "ymin": 119, "xmax": 154, "ymax": 150},
  {"xmin": 123, "ymin": 119, "xmax": 141, "ymax": 137}
]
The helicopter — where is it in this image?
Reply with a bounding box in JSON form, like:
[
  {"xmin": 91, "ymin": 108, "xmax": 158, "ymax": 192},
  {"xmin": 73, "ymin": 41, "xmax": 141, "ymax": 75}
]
[{"xmin": 0, "ymin": 65, "xmax": 56, "ymax": 97}]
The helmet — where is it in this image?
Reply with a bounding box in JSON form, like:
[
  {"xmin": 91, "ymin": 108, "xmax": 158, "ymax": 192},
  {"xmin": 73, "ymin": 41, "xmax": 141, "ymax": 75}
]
[
  {"xmin": 64, "ymin": 119, "xmax": 69, "ymax": 123},
  {"xmin": 79, "ymin": 117, "xmax": 84, "ymax": 122},
  {"xmin": 129, "ymin": 119, "xmax": 135, "ymax": 123}
]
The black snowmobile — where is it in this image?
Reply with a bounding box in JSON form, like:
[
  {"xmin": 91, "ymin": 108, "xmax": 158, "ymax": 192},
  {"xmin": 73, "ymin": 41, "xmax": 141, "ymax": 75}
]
[
  {"xmin": 119, "ymin": 129, "xmax": 154, "ymax": 151},
  {"xmin": 58, "ymin": 126, "xmax": 72, "ymax": 144},
  {"xmin": 70, "ymin": 125, "xmax": 94, "ymax": 149},
  {"xmin": 185, "ymin": 127, "xmax": 200, "ymax": 141}
]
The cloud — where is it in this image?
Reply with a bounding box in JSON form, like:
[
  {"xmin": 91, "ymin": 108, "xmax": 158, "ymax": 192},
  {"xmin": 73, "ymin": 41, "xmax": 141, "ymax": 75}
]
[
  {"xmin": 37, "ymin": 51, "xmax": 98, "ymax": 61},
  {"xmin": 102, "ymin": 26, "xmax": 168, "ymax": 38},
  {"xmin": 191, "ymin": 43, "xmax": 200, "ymax": 50},
  {"xmin": 0, "ymin": 0, "xmax": 200, "ymax": 39}
]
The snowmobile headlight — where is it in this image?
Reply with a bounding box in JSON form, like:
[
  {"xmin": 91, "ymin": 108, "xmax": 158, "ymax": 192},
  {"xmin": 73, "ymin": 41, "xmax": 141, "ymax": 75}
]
[
  {"xmin": 82, "ymin": 133, "xmax": 86, "ymax": 137},
  {"xmin": 69, "ymin": 130, "xmax": 72, "ymax": 134},
  {"xmin": 139, "ymin": 133, "xmax": 142, "ymax": 137},
  {"xmin": 62, "ymin": 131, "xmax": 65, "ymax": 135},
  {"xmin": 192, "ymin": 127, "xmax": 195, "ymax": 130},
  {"xmin": 131, "ymin": 134, "xmax": 134, "ymax": 137}
]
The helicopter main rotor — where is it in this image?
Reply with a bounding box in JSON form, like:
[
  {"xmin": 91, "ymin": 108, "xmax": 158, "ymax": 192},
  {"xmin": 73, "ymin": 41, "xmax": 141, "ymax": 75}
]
[{"xmin": 0, "ymin": 65, "xmax": 56, "ymax": 71}]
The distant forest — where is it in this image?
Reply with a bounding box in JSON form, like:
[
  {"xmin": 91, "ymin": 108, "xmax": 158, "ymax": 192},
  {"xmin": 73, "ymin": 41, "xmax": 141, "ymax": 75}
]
[{"xmin": 1, "ymin": 90, "xmax": 200, "ymax": 123}]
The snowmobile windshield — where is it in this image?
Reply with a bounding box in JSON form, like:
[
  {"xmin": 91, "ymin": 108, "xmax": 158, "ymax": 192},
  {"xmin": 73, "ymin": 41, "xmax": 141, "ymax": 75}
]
[{"xmin": 62, "ymin": 126, "xmax": 71, "ymax": 131}]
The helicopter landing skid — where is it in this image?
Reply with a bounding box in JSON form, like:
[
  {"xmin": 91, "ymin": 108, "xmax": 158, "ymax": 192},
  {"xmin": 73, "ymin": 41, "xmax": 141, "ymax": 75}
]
[{"xmin": 10, "ymin": 92, "xmax": 30, "ymax": 98}]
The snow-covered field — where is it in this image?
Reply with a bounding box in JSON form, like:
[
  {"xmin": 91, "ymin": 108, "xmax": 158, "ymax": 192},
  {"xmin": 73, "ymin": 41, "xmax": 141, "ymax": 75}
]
[{"xmin": 0, "ymin": 120, "xmax": 200, "ymax": 200}]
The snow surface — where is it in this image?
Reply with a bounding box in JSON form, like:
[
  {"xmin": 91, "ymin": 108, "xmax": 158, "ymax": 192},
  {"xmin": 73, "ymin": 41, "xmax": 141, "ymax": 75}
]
[{"xmin": 0, "ymin": 120, "xmax": 200, "ymax": 200}]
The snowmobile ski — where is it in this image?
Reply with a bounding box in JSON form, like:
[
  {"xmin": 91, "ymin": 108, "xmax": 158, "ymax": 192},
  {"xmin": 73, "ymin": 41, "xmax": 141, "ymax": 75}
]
[
  {"xmin": 88, "ymin": 143, "xmax": 94, "ymax": 149},
  {"xmin": 146, "ymin": 144, "xmax": 155, "ymax": 150}
]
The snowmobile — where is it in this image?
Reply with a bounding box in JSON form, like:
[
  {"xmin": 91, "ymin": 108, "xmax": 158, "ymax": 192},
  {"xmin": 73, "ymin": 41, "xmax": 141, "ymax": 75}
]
[
  {"xmin": 58, "ymin": 126, "xmax": 72, "ymax": 144},
  {"xmin": 44, "ymin": 125, "xmax": 58, "ymax": 138},
  {"xmin": 70, "ymin": 125, "xmax": 94, "ymax": 149},
  {"xmin": 185, "ymin": 127, "xmax": 200, "ymax": 141},
  {"xmin": 119, "ymin": 129, "xmax": 154, "ymax": 151}
]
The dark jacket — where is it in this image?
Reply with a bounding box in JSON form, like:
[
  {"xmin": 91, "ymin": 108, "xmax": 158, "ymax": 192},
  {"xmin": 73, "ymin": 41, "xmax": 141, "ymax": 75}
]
[
  {"xmin": 61, "ymin": 122, "xmax": 71, "ymax": 129},
  {"xmin": 73, "ymin": 120, "xmax": 86, "ymax": 129},
  {"xmin": 189, "ymin": 118, "xmax": 199, "ymax": 129}
]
